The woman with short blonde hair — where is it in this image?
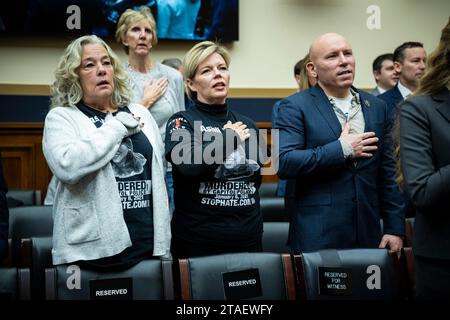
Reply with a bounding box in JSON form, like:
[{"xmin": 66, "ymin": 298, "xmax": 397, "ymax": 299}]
[
  {"xmin": 116, "ymin": 6, "xmax": 185, "ymax": 210},
  {"xmin": 115, "ymin": 7, "xmax": 158, "ymax": 54},
  {"xmin": 165, "ymin": 41, "xmax": 263, "ymax": 259},
  {"xmin": 182, "ymin": 41, "xmax": 231, "ymax": 100}
]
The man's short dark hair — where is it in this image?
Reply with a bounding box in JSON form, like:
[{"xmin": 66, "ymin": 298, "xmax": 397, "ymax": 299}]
[
  {"xmin": 161, "ymin": 58, "xmax": 182, "ymax": 70},
  {"xmin": 372, "ymin": 53, "xmax": 393, "ymax": 72},
  {"xmin": 294, "ymin": 60, "xmax": 302, "ymax": 76},
  {"xmin": 393, "ymin": 42, "xmax": 424, "ymax": 63}
]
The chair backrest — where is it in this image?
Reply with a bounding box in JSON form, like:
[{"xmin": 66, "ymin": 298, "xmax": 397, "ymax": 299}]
[
  {"xmin": 6, "ymin": 189, "xmax": 41, "ymax": 206},
  {"xmin": 260, "ymin": 198, "xmax": 287, "ymax": 222},
  {"xmin": 294, "ymin": 248, "xmax": 402, "ymax": 300},
  {"xmin": 20, "ymin": 236, "xmax": 53, "ymax": 300},
  {"xmin": 259, "ymin": 183, "xmax": 278, "ymax": 198},
  {"xmin": 179, "ymin": 252, "xmax": 296, "ymax": 300},
  {"xmin": 405, "ymin": 218, "xmax": 415, "ymax": 247},
  {"xmin": 400, "ymin": 247, "xmax": 415, "ymax": 299},
  {"xmin": 259, "ymin": 182, "xmax": 287, "ymax": 222},
  {"xmin": 8, "ymin": 206, "xmax": 53, "ymax": 265},
  {"xmin": 45, "ymin": 259, "xmax": 174, "ymax": 300},
  {"xmin": 0, "ymin": 239, "xmax": 30, "ymax": 300},
  {"xmin": 0, "ymin": 266, "xmax": 20, "ymax": 300},
  {"xmin": 0, "ymin": 239, "xmax": 16, "ymax": 299},
  {"xmin": 262, "ymin": 222, "xmax": 289, "ymax": 253}
]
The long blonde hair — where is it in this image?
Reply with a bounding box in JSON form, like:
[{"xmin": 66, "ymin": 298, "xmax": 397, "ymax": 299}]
[{"xmin": 50, "ymin": 35, "xmax": 131, "ymax": 108}]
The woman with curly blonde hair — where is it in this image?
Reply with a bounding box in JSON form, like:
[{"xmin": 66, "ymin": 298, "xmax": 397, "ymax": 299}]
[
  {"xmin": 50, "ymin": 36, "xmax": 131, "ymax": 109},
  {"xmin": 44, "ymin": 35, "xmax": 170, "ymax": 269}
]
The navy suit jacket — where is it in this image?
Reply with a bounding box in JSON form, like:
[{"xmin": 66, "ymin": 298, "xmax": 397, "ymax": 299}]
[
  {"xmin": 273, "ymin": 85, "xmax": 404, "ymax": 252},
  {"xmin": 378, "ymin": 84, "xmax": 404, "ymax": 122},
  {"xmin": 369, "ymin": 87, "xmax": 381, "ymax": 96},
  {"xmin": 0, "ymin": 158, "xmax": 9, "ymax": 259},
  {"xmin": 378, "ymin": 84, "xmax": 415, "ymax": 217},
  {"xmin": 271, "ymin": 100, "xmax": 287, "ymax": 196}
]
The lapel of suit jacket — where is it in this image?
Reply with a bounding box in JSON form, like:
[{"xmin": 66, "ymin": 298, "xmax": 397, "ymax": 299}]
[
  {"xmin": 357, "ymin": 89, "xmax": 374, "ymax": 169},
  {"xmin": 358, "ymin": 88, "xmax": 373, "ymax": 133},
  {"xmin": 433, "ymin": 88, "xmax": 450, "ymax": 123},
  {"xmin": 310, "ymin": 85, "xmax": 342, "ymax": 138},
  {"xmin": 393, "ymin": 85, "xmax": 404, "ymax": 103}
]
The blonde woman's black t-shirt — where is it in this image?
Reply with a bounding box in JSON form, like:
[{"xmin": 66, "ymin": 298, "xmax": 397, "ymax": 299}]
[
  {"xmin": 77, "ymin": 103, "xmax": 154, "ymax": 270},
  {"xmin": 165, "ymin": 100, "xmax": 263, "ymax": 247}
]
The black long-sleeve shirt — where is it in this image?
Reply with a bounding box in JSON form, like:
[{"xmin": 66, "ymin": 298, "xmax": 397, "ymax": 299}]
[{"xmin": 165, "ymin": 100, "xmax": 263, "ymax": 247}]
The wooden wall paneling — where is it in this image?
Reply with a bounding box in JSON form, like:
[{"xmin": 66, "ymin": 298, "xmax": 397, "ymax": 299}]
[
  {"xmin": 0, "ymin": 148, "xmax": 34, "ymax": 189},
  {"xmin": 0, "ymin": 122, "xmax": 52, "ymax": 200},
  {"xmin": 0, "ymin": 121, "xmax": 277, "ymax": 200},
  {"xmin": 256, "ymin": 122, "xmax": 278, "ymax": 183}
]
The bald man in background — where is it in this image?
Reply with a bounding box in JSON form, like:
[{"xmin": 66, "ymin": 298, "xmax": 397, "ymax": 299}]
[{"xmin": 273, "ymin": 33, "xmax": 404, "ymax": 253}]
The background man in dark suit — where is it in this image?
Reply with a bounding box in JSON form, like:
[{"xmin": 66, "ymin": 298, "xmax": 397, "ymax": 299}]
[
  {"xmin": 378, "ymin": 42, "xmax": 427, "ymax": 219},
  {"xmin": 369, "ymin": 53, "xmax": 398, "ymax": 96},
  {"xmin": 274, "ymin": 33, "xmax": 404, "ymax": 253},
  {"xmin": 0, "ymin": 158, "xmax": 9, "ymax": 259},
  {"xmin": 379, "ymin": 42, "xmax": 427, "ymax": 118}
]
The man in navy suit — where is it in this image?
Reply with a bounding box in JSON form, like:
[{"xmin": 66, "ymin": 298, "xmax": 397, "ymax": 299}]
[
  {"xmin": 378, "ymin": 42, "xmax": 426, "ymax": 219},
  {"xmin": 378, "ymin": 42, "xmax": 426, "ymax": 119},
  {"xmin": 273, "ymin": 33, "xmax": 404, "ymax": 253}
]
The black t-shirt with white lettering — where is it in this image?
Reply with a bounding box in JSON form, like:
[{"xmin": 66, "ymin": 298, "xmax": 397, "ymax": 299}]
[
  {"xmin": 165, "ymin": 100, "xmax": 263, "ymax": 247},
  {"xmin": 77, "ymin": 102, "xmax": 154, "ymax": 270}
]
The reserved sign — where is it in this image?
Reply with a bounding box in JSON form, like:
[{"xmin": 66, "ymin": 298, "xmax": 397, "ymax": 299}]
[
  {"xmin": 90, "ymin": 277, "xmax": 133, "ymax": 300},
  {"xmin": 222, "ymin": 268, "xmax": 262, "ymax": 300},
  {"xmin": 318, "ymin": 267, "xmax": 352, "ymax": 296}
]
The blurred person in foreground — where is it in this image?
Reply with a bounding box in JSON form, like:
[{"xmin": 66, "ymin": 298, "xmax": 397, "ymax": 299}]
[{"xmin": 399, "ymin": 18, "xmax": 450, "ymax": 299}]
